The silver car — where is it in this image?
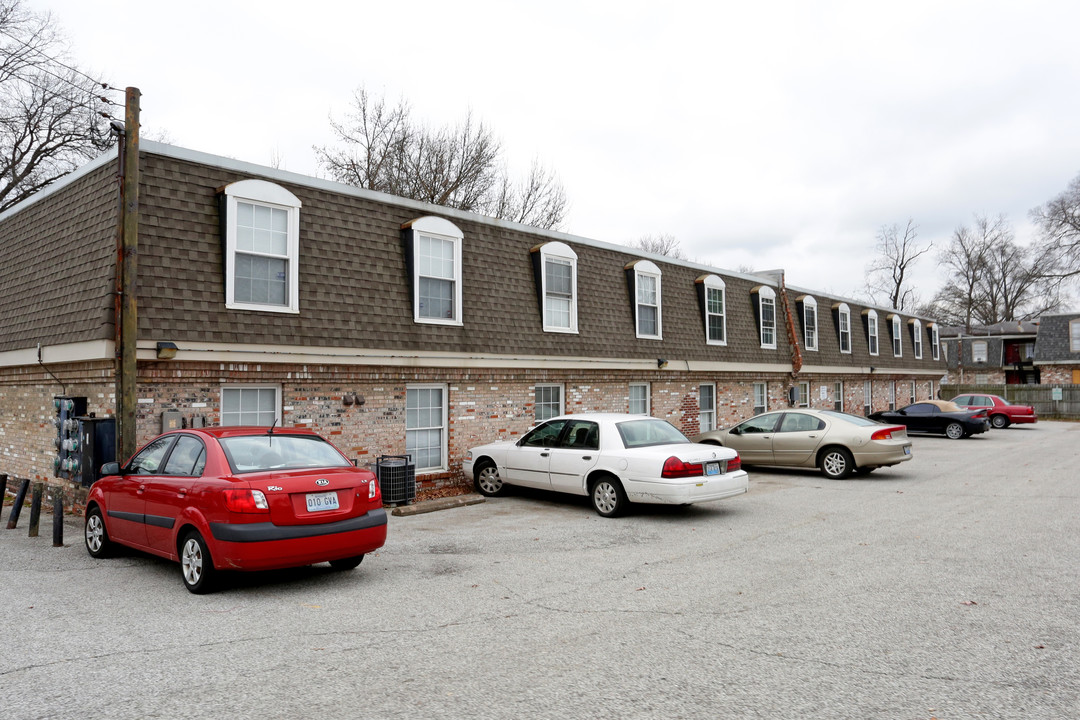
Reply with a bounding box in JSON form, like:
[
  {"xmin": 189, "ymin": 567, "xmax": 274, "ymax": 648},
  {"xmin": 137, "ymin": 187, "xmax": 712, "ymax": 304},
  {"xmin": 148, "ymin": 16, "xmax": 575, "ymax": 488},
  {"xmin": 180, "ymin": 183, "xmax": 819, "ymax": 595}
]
[{"xmin": 692, "ymin": 409, "xmax": 912, "ymax": 479}]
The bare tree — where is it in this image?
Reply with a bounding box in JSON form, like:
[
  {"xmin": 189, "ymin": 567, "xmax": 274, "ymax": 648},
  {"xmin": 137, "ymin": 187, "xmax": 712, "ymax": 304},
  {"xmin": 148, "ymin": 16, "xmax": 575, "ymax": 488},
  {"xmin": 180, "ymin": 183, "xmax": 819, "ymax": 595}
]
[
  {"xmin": 631, "ymin": 233, "xmax": 685, "ymax": 259},
  {"xmin": 1031, "ymin": 171, "xmax": 1080, "ymax": 280},
  {"xmin": 863, "ymin": 219, "xmax": 932, "ymax": 312},
  {"xmin": 0, "ymin": 0, "xmax": 113, "ymax": 212},
  {"xmin": 315, "ymin": 87, "xmax": 566, "ymax": 230}
]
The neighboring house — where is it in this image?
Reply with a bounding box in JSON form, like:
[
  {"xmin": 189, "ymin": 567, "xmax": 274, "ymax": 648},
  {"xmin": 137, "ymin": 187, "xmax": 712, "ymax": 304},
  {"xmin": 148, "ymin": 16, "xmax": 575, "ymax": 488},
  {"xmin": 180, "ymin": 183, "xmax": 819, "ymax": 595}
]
[
  {"xmin": 0, "ymin": 142, "xmax": 946, "ymax": 488},
  {"xmin": 941, "ymin": 321, "xmax": 1040, "ymax": 385},
  {"xmin": 1034, "ymin": 313, "xmax": 1080, "ymax": 384}
]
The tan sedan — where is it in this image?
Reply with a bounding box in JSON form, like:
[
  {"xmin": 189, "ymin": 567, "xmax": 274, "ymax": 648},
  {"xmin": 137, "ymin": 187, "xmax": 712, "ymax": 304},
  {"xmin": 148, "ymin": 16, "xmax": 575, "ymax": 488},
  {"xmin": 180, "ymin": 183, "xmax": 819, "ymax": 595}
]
[{"xmin": 692, "ymin": 409, "xmax": 913, "ymax": 479}]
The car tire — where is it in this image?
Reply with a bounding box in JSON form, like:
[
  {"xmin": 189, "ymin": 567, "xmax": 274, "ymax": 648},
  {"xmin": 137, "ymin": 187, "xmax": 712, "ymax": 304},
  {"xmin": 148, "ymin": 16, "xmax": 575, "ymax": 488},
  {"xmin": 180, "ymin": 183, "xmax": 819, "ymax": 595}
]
[
  {"xmin": 991, "ymin": 414, "xmax": 1010, "ymax": 429},
  {"xmin": 590, "ymin": 475, "xmax": 628, "ymax": 518},
  {"xmin": 84, "ymin": 507, "xmax": 113, "ymax": 559},
  {"xmin": 180, "ymin": 530, "xmax": 217, "ymax": 594},
  {"xmin": 474, "ymin": 460, "xmax": 505, "ymax": 497},
  {"xmin": 329, "ymin": 555, "xmax": 364, "ymax": 571},
  {"xmin": 819, "ymin": 447, "xmax": 855, "ymax": 479},
  {"xmin": 945, "ymin": 422, "xmax": 965, "ymax": 440}
]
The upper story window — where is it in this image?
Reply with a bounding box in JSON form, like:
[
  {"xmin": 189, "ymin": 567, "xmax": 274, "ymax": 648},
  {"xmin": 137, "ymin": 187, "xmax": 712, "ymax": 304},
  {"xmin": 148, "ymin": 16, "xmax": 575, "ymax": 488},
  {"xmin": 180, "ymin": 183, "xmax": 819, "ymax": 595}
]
[
  {"xmin": 1071, "ymin": 319, "xmax": 1080, "ymax": 352},
  {"xmin": 533, "ymin": 242, "xmax": 578, "ymax": 333},
  {"xmin": 626, "ymin": 260, "xmax": 662, "ymax": 339},
  {"xmin": 801, "ymin": 296, "xmax": 818, "ymax": 351},
  {"xmin": 222, "ymin": 180, "xmax": 301, "ymax": 314},
  {"xmin": 866, "ymin": 310, "xmax": 879, "ymax": 356},
  {"xmin": 930, "ymin": 323, "xmax": 940, "ymax": 360},
  {"xmin": 912, "ymin": 319, "xmax": 923, "ymax": 359},
  {"xmin": 403, "ymin": 216, "xmax": 464, "ymax": 326},
  {"xmin": 891, "ymin": 315, "xmax": 903, "ymax": 357},
  {"xmin": 837, "ymin": 303, "xmax": 852, "ymax": 354},
  {"xmin": 698, "ymin": 274, "xmax": 727, "ymax": 345},
  {"xmin": 755, "ymin": 286, "xmax": 777, "ymax": 349},
  {"xmin": 972, "ymin": 340, "xmax": 988, "ymax": 363}
]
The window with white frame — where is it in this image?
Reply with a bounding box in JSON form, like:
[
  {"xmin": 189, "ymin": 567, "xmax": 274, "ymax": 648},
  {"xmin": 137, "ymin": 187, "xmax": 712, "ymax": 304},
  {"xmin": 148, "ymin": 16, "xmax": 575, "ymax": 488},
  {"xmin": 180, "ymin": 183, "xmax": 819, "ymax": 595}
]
[
  {"xmin": 912, "ymin": 320, "xmax": 923, "ymax": 359},
  {"xmin": 909, "ymin": 381, "xmax": 916, "ymax": 404},
  {"xmin": 892, "ymin": 316, "xmax": 903, "ymax": 357},
  {"xmin": 803, "ymin": 296, "xmax": 818, "ymax": 351},
  {"xmin": 699, "ymin": 384, "xmax": 716, "ymax": 432},
  {"xmin": 928, "ymin": 379, "xmax": 935, "ymax": 400},
  {"xmin": 889, "ymin": 381, "xmax": 896, "ymax": 411},
  {"xmin": 837, "ymin": 303, "xmax": 851, "ymax": 353},
  {"xmin": 833, "ymin": 381, "xmax": 843, "ymax": 412},
  {"xmin": 1071, "ymin": 319, "xmax": 1080, "ymax": 352},
  {"xmin": 221, "ymin": 386, "xmax": 280, "ymax": 426},
  {"xmin": 867, "ymin": 310, "xmax": 879, "ymax": 356},
  {"xmin": 702, "ymin": 275, "xmax": 726, "ymax": 345},
  {"xmin": 536, "ymin": 242, "xmax": 578, "ymax": 333},
  {"xmin": 753, "ymin": 382, "xmax": 767, "ymax": 415},
  {"xmin": 535, "ymin": 384, "xmax": 564, "ymax": 423},
  {"xmin": 406, "ymin": 385, "xmax": 447, "ymax": 471},
  {"xmin": 629, "ymin": 382, "xmax": 650, "ymax": 415},
  {"xmin": 797, "ymin": 381, "xmax": 810, "ymax": 408},
  {"xmin": 972, "ymin": 340, "xmax": 988, "ymax": 363},
  {"xmin": 863, "ymin": 380, "xmax": 872, "ymax": 416},
  {"xmin": 222, "ymin": 180, "xmax": 301, "ymax": 313},
  {"xmin": 931, "ymin": 324, "xmax": 940, "ymax": 360},
  {"xmin": 629, "ymin": 260, "xmax": 662, "ymax": 339},
  {"xmin": 757, "ymin": 287, "xmax": 777, "ymax": 349},
  {"xmin": 405, "ymin": 216, "xmax": 464, "ymax": 325}
]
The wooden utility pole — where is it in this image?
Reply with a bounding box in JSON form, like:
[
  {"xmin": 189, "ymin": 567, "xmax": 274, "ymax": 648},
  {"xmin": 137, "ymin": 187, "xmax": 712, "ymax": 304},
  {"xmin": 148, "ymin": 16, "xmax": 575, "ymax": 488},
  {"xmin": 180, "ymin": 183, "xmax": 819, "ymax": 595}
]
[{"xmin": 116, "ymin": 87, "xmax": 140, "ymax": 462}]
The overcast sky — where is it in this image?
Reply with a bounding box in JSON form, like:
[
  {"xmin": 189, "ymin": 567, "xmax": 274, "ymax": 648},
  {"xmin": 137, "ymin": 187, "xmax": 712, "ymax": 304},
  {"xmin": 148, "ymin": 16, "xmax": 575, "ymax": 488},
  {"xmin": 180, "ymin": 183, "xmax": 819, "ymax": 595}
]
[{"xmin": 39, "ymin": 0, "xmax": 1080, "ymax": 304}]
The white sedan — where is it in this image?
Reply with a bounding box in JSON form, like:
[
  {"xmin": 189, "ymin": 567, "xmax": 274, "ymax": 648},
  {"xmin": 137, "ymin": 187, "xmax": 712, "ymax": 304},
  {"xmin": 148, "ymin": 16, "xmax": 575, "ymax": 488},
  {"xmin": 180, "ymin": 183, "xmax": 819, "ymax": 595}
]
[{"xmin": 463, "ymin": 413, "xmax": 748, "ymax": 517}]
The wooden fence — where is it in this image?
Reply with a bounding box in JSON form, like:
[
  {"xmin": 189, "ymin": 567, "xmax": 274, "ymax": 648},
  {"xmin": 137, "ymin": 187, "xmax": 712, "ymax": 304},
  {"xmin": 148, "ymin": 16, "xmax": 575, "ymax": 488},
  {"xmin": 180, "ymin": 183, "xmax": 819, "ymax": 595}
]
[{"xmin": 941, "ymin": 384, "xmax": 1080, "ymax": 420}]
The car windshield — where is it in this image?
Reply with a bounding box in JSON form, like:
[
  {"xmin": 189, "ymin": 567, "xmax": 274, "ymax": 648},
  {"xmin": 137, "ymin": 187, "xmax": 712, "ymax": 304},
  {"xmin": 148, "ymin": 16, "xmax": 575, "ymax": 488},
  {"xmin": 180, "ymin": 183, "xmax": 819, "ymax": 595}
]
[
  {"xmin": 616, "ymin": 418, "xmax": 690, "ymax": 448},
  {"xmin": 219, "ymin": 434, "xmax": 352, "ymax": 473},
  {"xmin": 819, "ymin": 410, "xmax": 880, "ymax": 427}
]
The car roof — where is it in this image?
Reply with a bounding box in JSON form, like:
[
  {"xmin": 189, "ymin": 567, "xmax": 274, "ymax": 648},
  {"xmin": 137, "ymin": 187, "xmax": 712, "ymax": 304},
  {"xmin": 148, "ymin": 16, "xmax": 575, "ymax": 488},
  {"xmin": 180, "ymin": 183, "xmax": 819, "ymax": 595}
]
[
  {"xmin": 545, "ymin": 413, "xmax": 668, "ymax": 422},
  {"xmin": 922, "ymin": 399, "xmax": 963, "ymax": 412},
  {"xmin": 173, "ymin": 426, "xmax": 323, "ymax": 439}
]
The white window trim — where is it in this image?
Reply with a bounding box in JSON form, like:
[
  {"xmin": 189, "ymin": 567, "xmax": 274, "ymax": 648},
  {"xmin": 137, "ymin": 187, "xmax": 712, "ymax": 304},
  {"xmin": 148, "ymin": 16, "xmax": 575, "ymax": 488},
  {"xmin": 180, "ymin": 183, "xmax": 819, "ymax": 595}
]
[
  {"xmin": 892, "ymin": 315, "xmax": 903, "ymax": 357},
  {"xmin": 889, "ymin": 380, "xmax": 896, "ymax": 411},
  {"xmin": 699, "ymin": 383, "xmax": 716, "ymax": 431},
  {"xmin": 220, "ymin": 385, "xmax": 282, "ymax": 427},
  {"xmin": 534, "ymin": 383, "xmax": 565, "ymax": 423},
  {"xmin": 931, "ymin": 324, "xmax": 940, "ymax": 360},
  {"xmin": 837, "ymin": 303, "xmax": 852, "ymax": 354},
  {"xmin": 629, "ymin": 382, "xmax": 650, "ymax": 415},
  {"xmin": 1070, "ymin": 319, "xmax": 1080, "ymax": 352},
  {"xmin": 834, "ymin": 381, "xmax": 844, "ymax": 412},
  {"xmin": 538, "ymin": 241, "xmax": 578, "ymax": 334},
  {"xmin": 758, "ymin": 286, "xmax": 777, "ymax": 349},
  {"xmin": 972, "ymin": 340, "xmax": 988, "ymax": 363},
  {"xmin": 803, "ymin": 296, "xmax": 818, "ymax": 351},
  {"xmin": 867, "ymin": 310, "xmax": 879, "ymax": 356},
  {"xmin": 702, "ymin": 274, "xmax": 727, "ymax": 346},
  {"xmin": 407, "ymin": 216, "xmax": 464, "ymax": 327},
  {"xmin": 753, "ymin": 382, "xmax": 768, "ymax": 414},
  {"xmin": 863, "ymin": 380, "xmax": 872, "ymax": 416},
  {"xmin": 406, "ymin": 383, "xmax": 449, "ymax": 472},
  {"xmin": 797, "ymin": 381, "xmax": 811, "ymax": 408},
  {"xmin": 223, "ymin": 180, "xmax": 301, "ymax": 314},
  {"xmin": 630, "ymin": 260, "xmax": 663, "ymax": 340},
  {"xmin": 909, "ymin": 381, "xmax": 916, "ymax": 404},
  {"xmin": 912, "ymin": 319, "xmax": 923, "ymax": 359}
]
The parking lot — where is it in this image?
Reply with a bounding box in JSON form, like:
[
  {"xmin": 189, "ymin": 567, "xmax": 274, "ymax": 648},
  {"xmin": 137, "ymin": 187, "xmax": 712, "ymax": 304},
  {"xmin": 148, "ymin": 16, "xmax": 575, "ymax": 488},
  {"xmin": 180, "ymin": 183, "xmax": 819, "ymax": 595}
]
[{"xmin": 3, "ymin": 421, "xmax": 1079, "ymax": 719}]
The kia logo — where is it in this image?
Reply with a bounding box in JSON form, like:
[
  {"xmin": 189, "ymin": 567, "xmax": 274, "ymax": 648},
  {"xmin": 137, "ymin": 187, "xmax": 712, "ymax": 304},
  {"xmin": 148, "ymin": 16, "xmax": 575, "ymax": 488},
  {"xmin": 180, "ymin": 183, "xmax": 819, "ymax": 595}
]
[{"xmin": 315, "ymin": 479, "xmax": 329, "ymax": 486}]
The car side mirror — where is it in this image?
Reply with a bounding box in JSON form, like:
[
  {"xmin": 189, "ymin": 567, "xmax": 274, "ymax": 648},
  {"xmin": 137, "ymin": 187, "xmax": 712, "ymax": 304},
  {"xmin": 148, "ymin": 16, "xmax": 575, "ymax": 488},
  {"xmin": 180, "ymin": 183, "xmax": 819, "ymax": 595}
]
[
  {"xmin": 730, "ymin": 427, "xmax": 741, "ymax": 436},
  {"xmin": 100, "ymin": 461, "xmax": 121, "ymax": 477}
]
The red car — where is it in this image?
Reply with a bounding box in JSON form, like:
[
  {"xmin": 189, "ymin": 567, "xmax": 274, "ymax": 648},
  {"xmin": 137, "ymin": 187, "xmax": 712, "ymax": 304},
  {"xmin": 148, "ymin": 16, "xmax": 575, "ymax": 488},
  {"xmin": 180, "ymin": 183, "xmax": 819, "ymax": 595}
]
[
  {"xmin": 950, "ymin": 393, "xmax": 1038, "ymax": 429},
  {"xmin": 84, "ymin": 426, "xmax": 387, "ymax": 593}
]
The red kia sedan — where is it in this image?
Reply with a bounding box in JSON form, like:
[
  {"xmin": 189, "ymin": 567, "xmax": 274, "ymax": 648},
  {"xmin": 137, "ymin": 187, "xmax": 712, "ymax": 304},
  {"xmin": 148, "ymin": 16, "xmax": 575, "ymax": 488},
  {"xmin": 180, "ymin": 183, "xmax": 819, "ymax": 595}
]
[
  {"xmin": 84, "ymin": 426, "xmax": 387, "ymax": 593},
  {"xmin": 950, "ymin": 393, "xmax": 1038, "ymax": 429}
]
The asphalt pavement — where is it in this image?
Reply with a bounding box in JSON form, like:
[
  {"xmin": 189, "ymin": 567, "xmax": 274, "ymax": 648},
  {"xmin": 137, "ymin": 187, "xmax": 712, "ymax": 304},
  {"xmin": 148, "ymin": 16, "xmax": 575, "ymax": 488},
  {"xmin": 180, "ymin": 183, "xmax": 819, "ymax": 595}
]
[{"xmin": 2, "ymin": 421, "xmax": 1078, "ymax": 719}]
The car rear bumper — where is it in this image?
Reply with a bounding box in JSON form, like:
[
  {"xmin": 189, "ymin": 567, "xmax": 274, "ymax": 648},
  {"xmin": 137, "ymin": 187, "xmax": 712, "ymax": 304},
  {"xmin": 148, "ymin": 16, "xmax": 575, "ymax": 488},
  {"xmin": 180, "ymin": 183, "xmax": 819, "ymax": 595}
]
[
  {"xmin": 208, "ymin": 508, "xmax": 388, "ymax": 571},
  {"xmin": 852, "ymin": 445, "xmax": 913, "ymax": 467},
  {"xmin": 624, "ymin": 471, "xmax": 749, "ymax": 505},
  {"xmin": 1009, "ymin": 413, "xmax": 1038, "ymax": 424}
]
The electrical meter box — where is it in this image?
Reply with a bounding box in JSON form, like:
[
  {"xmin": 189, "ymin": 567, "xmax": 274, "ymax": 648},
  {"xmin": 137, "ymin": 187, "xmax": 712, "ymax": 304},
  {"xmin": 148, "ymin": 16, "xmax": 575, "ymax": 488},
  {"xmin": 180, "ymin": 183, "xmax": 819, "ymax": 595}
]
[{"xmin": 53, "ymin": 396, "xmax": 87, "ymax": 481}]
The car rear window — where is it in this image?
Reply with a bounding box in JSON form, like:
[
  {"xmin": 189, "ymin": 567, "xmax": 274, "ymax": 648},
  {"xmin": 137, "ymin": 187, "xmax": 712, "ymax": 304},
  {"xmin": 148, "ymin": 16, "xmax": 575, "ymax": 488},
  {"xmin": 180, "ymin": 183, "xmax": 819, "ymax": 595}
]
[
  {"xmin": 219, "ymin": 434, "xmax": 352, "ymax": 473},
  {"xmin": 616, "ymin": 418, "xmax": 690, "ymax": 448}
]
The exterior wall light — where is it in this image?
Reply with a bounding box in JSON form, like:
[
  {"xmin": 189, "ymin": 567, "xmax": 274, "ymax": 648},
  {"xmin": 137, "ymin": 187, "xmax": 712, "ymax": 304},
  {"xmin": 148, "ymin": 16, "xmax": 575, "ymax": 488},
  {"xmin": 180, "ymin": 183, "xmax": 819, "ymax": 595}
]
[
  {"xmin": 155, "ymin": 341, "xmax": 178, "ymax": 360},
  {"xmin": 657, "ymin": 358, "xmax": 669, "ymax": 369}
]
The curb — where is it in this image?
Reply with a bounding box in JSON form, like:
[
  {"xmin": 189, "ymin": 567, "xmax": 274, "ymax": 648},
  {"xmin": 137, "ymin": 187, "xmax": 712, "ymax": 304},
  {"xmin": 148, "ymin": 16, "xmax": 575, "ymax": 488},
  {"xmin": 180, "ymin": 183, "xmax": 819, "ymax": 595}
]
[{"xmin": 390, "ymin": 493, "xmax": 485, "ymax": 517}]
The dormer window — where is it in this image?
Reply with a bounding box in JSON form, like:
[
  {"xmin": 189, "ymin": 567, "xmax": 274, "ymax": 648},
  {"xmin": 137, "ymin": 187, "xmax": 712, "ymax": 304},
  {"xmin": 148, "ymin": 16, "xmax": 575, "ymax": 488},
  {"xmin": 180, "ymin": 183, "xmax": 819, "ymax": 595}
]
[
  {"xmin": 837, "ymin": 303, "xmax": 851, "ymax": 354},
  {"xmin": 626, "ymin": 260, "xmax": 662, "ymax": 340},
  {"xmin": 802, "ymin": 296, "xmax": 818, "ymax": 351},
  {"xmin": 403, "ymin": 216, "xmax": 464, "ymax": 326},
  {"xmin": 697, "ymin": 274, "xmax": 727, "ymax": 345},
  {"xmin": 533, "ymin": 242, "xmax": 578, "ymax": 333},
  {"xmin": 222, "ymin": 179, "xmax": 301, "ymax": 314},
  {"xmin": 754, "ymin": 286, "xmax": 777, "ymax": 349}
]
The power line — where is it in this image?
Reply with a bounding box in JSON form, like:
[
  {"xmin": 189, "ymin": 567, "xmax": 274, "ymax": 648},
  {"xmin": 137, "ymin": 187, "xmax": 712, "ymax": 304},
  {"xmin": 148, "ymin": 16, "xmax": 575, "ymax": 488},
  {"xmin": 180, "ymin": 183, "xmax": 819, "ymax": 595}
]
[{"xmin": 0, "ymin": 26, "xmax": 118, "ymax": 98}]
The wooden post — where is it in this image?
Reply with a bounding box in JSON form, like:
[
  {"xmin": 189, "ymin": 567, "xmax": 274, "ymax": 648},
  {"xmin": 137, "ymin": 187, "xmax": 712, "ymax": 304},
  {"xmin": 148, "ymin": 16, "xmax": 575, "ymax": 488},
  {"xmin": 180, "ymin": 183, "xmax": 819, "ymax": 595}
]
[
  {"xmin": 53, "ymin": 489, "xmax": 64, "ymax": 547},
  {"xmin": 6, "ymin": 478, "xmax": 30, "ymax": 529},
  {"xmin": 28, "ymin": 482, "xmax": 43, "ymax": 537}
]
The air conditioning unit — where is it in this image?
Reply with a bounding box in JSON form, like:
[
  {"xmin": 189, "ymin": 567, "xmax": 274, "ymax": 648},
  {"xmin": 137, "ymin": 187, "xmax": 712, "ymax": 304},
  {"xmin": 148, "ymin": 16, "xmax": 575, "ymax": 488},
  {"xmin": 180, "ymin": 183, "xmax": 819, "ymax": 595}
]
[{"xmin": 372, "ymin": 455, "xmax": 416, "ymax": 505}]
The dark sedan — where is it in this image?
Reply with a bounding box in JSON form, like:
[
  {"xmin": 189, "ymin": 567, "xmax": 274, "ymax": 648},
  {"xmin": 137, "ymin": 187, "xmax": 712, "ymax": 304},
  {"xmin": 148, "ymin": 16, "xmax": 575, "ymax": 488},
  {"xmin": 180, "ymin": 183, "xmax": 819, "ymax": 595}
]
[{"xmin": 869, "ymin": 399, "xmax": 990, "ymax": 440}]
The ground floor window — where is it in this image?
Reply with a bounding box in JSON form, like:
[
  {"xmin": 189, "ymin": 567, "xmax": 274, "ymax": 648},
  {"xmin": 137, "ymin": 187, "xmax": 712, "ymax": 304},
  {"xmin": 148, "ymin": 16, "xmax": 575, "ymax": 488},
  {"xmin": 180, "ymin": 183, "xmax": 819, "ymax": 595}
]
[
  {"xmin": 699, "ymin": 384, "xmax": 716, "ymax": 431},
  {"xmin": 797, "ymin": 381, "xmax": 810, "ymax": 408},
  {"xmin": 833, "ymin": 381, "xmax": 843, "ymax": 412},
  {"xmin": 629, "ymin": 382, "xmax": 650, "ymax": 415},
  {"xmin": 864, "ymin": 380, "xmax": 872, "ymax": 416},
  {"xmin": 221, "ymin": 386, "xmax": 279, "ymax": 426},
  {"xmin": 753, "ymin": 382, "xmax": 767, "ymax": 415},
  {"xmin": 909, "ymin": 380, "xmax": 916, "ymax": 404},
  {"xmin": 889, "ymin": 381, "xmax": 897, "ymax": 411},
  {"xmin": 535, "ymin": 384, "xmax": 564, "ymax": 422},
  {"xmin": 407, "ymin": 385, "xmax": 447, "ymax": 471}
]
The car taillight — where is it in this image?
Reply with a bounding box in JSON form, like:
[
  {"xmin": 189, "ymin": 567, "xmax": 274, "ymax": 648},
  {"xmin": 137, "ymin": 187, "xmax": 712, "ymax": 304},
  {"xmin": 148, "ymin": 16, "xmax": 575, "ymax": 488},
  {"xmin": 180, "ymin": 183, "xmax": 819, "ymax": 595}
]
[
  {"xmin": 726, "ymin": 454, "xmax": 741, "ymax": 472},
  {"xmin": 224, "ymin": 488, "xmax": 269, "ymax": 513},
  {"xmin": 871, "ymin": 426, "xmax": 905, "ymax": 440},
  {"xmin": 971, "ymin": 410, "xmax": 987, "ymax": 419},
  {"xmin": 368, "ymin": 479, "xmax": 379, "ymax": 500},
  {"xmin": 662, "ymin": 456, "xmax": 704, "ymax": 479}
]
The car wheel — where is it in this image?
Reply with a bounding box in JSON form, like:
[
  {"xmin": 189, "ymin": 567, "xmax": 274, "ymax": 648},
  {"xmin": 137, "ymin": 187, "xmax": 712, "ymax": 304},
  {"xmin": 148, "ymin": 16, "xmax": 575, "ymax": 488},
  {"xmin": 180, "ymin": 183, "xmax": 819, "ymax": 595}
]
[
  {"xmin": 590, "ymin": 476, "xmax": 628, "ymax": 518},
  {"xmin": 84, "ymin": 507, "xmax": 113, "ymax": 559},
  {"xmin": 945, "ymin": 422, "xmax": 965, "ymax": 440},
  {"xmin": 180, "ymin": 530, "xmax": 216, "ymax": 594},
  {"xmin": 329, "ymin": 555, "xmax": 364, "ymax": 571},
  {"xmin": 991, "ymin": 414, "xmax": 1010, "ymax": 429},
  {"xmin": 819, "ymin": 447, "xmax": 854, "ymax": 479},
  {"xmin": 474, "ymin": 460, "xmax": 505, "ymax": 497}
]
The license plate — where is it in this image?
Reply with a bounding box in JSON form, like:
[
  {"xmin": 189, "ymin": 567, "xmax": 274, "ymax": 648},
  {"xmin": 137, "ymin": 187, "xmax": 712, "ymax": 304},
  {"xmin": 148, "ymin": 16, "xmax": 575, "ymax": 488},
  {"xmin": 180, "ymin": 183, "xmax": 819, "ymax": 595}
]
[
  {"xmin": 306, "ymin": 491, "xmax": 339, "ymax": 512},
  {"xmin": 705, "ymin": 462, "xmax": 721, "ymax": 476},
  {"xmin": 903, "ymin": 445, "xmax": 911, "ymax": 455}
]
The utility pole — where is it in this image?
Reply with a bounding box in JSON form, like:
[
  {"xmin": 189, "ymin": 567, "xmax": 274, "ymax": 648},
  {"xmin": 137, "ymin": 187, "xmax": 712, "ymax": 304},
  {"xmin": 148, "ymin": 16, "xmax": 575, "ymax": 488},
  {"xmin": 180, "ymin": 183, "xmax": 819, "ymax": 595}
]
[{"xmin": 115, "ymin": 87, "xmax": 140, "ymax": 462}]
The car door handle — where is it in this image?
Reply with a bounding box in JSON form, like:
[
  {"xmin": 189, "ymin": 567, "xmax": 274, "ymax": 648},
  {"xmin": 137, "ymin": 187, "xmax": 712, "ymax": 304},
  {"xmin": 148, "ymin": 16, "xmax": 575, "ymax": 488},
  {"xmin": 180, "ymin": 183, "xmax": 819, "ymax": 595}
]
[
  {"xmin": 581, "ymin": 456, "xmax": 592, "ymax": 461},
  {"xmin": 540, "ymin": 452, "xmax": 549, "ymax": 457},
  {"xmin": 137, "ymin": 484, "xmax": 147, "ymax": 494}
]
